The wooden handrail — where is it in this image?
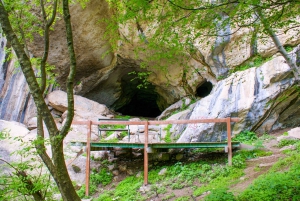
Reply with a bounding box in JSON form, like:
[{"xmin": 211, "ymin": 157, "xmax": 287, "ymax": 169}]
[{"xmin": 71, "ymin": 117, "xmax": 240, "ymax": 196}]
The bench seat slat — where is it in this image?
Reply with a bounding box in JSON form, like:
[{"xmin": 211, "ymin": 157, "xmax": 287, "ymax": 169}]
[{"xmin": 99, "ymin": 129, "xmax": 129, "ymax": 131}]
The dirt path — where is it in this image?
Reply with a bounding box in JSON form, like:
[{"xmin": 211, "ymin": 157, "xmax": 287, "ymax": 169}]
[{"xmin": 230, "ymin": 128, "xmax": 290, "ymax": 195}]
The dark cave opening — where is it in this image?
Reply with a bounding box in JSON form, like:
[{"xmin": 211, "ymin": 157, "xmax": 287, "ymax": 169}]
[
  {"xmin": 196, "ymin": 81, "xmax": 213, "ymax": 97},
  {"xmin": 116, "ymin": 88, "xmax": 162, "ymax": 118},
  {"xmin": 114, "ymin": 74, "xmax": 163, "ymax": 118}
]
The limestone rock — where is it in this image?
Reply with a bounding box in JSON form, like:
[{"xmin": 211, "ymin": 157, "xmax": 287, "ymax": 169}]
[
  {"xmin": 47, "ymin": 90, "xmax": 111, "ymax": 116},
  {"xmin": 158, "ymin": 168, "xmax": 167, "ymax": 176},
  {"xmin": 127, "ymin": 169, "xmax": 134, "ymax": 175},
  {"xmin": 280, "ymin": 145, "xmax": 296, "ymax": 151},
  {"xmin": 67, "ymin": 156, "xmax": 99, "ymax": 185},
  {"xmin": 118, "ymin": 164, "xmax": 127, "ymax": 172},
  {"xmin": 112, "ymin": 170, "xmax": 119, "ymax": 176},
  {"xmin": 113, "ymin": 176, "xmax": 122, "ymax": 182},
  {"xmin": 157, "ymin": 97, "xmax": 192, "ymax": 120},
  {"xmin": 288, "ymin": 127, "xmax": 300, "ymax": 139},
  {"xmin": 178, "ymin": 56, "xmax": 299, "ymax": 142},
  {"xmin": 72, "ymin": 164, "xmax": 81, "ymax": 173},
  {"xmin": 0, "ymin": 120, "xmax": 31, "ymax": 163},
  {"xmin": 277, "ymin": 135, "xmax": 298, "ymax": 142},
  {"xmin": 27, "ymin": 117, "xmax": 37, "ymax": 130}
]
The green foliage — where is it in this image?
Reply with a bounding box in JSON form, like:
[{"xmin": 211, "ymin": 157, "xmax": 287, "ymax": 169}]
[
  {"xmin": 99, "ymin": 138, "xmax": 119, "ymax": 143},
  {"xmin": 0, "ymin": 129, "xmax": 9, "ymax": 140},
  {"xmin": 76, "ymin": 184, "xmax": 87, "ymax": 199},
  {"xmin": 238, "ymin": 163, "xmax": 300, "ymax": 201},
  {"xmin": 162, "ymin": 193, "xmax": 175, "ymax": 201},
  {"xmin": 113, "ymin": 176, "xmax": 145, "ymax": 200},
  {"xmin": 78, "ymin": 169, "xmax": 113, "ymax": 198},
  {"xmin": 91, "ymin": 168, "xmax": 113, "ymax": 186},
  {"xmin": 232, "ymin": 149, "xmax": 272, "ymax": 168},
  {"xmin": 194, "ymin": 167, "xmax": 243, "ymax": 197},
  {"xmin": 115, "ymin": 115, "xmax": 131, "ymax": 120},
  {"xmin": 99, "ymin": 116, "xmax": 130, "ymax": 139},
  {"xmin": 232, "ymin": 130, "xmax": 258, "ymax": 144},
  {"xmin": 282, "ymin": 131, "xmax": 288, "ymax": 136},
  {"xmin": 171, "ymin": 182, "xmax": 184, "ymax": 189},
  {"xmin": 164, "ymin": 124, "xmax": 172, "ymax": 143},
  {"xmin": 157, "ymin": 186, "xmax": 167, "ymax": 194},
  {"xmin": 258, "ymin": 133, "xmax": 275, "ymax": 141},
  {"xmin": 0, "ymin": 135, "xmax": 56, "ymax": 200},
  {"xmin": 217, "ymin": 75, "xmax": 226, "ymax": 81},
  {"xmin": 278, "ymin": 139, "xmax": 298, "ymax": 148},
  {"xmin": 204, "ymin": 188, "xmax": 236, "ymax": 201},
  {"xmin": 128, "ymin": 71, "xmax": 152, "ymax": 89},
  {"xmin": 174, "ymin": 196, "xmax": 191, "ymax": 201},
  {"xmin": 284, "ymin": 45, "xmax": 293, "ymax": 52},
  {"xmin": 230, "ymin": 56, "xmax": 271, "ymax": 74}
]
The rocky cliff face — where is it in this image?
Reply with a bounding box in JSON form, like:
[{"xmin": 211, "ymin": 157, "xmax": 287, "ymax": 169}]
[
  {"xmin": 36, "ymin": 0, "xmax": 297, "ymax": 116},
  {"xmin": 0, "ymin": 1, "xmax": 300, "ymax": 138},
  {"xmin": 0, "ymin": 35, "xmax": 36, "ymax": 123},
  {"xmin": 177, "ymin": 55, "xmax": 299, "ymax": 142}
]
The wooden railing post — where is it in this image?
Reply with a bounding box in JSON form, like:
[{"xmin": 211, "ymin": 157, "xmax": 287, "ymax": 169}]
[
  {"xmin": 226, "ymin": 117, "xmax": 232, "ymax": 166},
  {"xmin": 85, "ymin": 120, "xmax": 92, "ymax": 196},
  {"xmin": 144, "ymin": 121, "xmax": 149, "ymax": 185}
]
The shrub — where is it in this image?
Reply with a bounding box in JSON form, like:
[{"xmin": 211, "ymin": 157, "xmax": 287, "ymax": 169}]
[
  {"xmin": 91, "ymin": 168, "xmax": 113, "ymax": 186},
  {"xmin": 232, "ymin": 130, "xmax": 258, "ymax": 144},
  {"xmin": 278, "ymin": 139, "xmax": 298, "ymax": 148},
  {"xmin": 205, "ymin": 188, "xmax": 236, "ymax": 201}
]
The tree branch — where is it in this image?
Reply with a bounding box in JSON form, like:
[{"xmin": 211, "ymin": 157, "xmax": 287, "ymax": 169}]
[
  {"xmin": 59, "ymin": 0, "xmax": 76, "ymax": 139},
  {"xmin": 40, "ymin": 0, "xmax": 58, "ymax": 94},
  {"xmin": 167, "ymin": 0, "xmax": 239, "ymax": 11},
  {"xmin": 0, "ymin": 2, "xmax": 58, "ymax": 138}
]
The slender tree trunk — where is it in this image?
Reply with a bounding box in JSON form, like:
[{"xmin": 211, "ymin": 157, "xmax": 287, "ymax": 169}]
[
  {"xmin": 256, "ymin": 8, "xmax": 300, "ymax": 80},
  {"xmin": 0, "ymin": 2, "xmax": 81, "ymax": 200},
  {"xmin": 51, "ymin": 139, "xmax": 80, "ymax": 201}
]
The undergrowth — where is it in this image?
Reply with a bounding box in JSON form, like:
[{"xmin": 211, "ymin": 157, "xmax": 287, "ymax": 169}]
[
  {"xmin": 90, "ymin": 147, "xmax": 272, "ymax": 201},
  {"xmin": 237, "ymin": 142, "xmax": 300, "ymax": 201},
  {"xmin": 88, "ymin": 130, "xmax": 300, "ymax": 201}
]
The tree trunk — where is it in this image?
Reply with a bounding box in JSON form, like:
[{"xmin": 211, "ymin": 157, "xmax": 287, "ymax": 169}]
[
  {"xmin": 52, "ymin": 139, "xmax": 81, "ymax": 201},
  {"xmin": 0, "ymin": 2, "xmax": 81, "ymax": 201},
  {"xmin": 256, "ymin": 8, "xmax": 300, "ymax": 80}
]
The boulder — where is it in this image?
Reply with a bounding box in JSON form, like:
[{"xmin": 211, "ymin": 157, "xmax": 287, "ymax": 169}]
[
  {"xmin": 157, "ymin": 97, "xmax": 193, "ymax": 120},
  {"xmin": 0, "ymin": 120, "xmax": 31, "ymax": 163},
  {"xmin": 288, "ymin": 127, "xmax": 300, "ymax": 139},
  {"xmin": 178, "ymin": 56, "xmax": 299, "ymax": 142},
  {"xmin": 47, "ymin": 90, "xmax": 111, "ymax": 116},
  {"xmin": 27, "ymin": 117, "xmax": 37, "ymax": 130}
]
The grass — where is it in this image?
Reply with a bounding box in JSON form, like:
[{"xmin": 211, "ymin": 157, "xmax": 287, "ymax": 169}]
[
  {"xmin": 238, "ymin": 150, "xmax": 300, "ymax": 201},
  {"xmin": 229, "ymin": 55, "xmax": 272, "ymax": 75},
  {"xmin": 278, "ymin": 138, "xmax": 298, "ymax": 148}
]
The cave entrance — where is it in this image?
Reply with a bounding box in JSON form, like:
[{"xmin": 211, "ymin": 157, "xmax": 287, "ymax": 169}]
[
  {"xmin": 196, "ymin": 81, "xmax": 213, "ymax": 97},
  {"xmin": 114, "ymin": 74, "xmax": 163, "ymax": 118},
  {"xmin": 116, "ymin": 87, "xmax": 161, "ymax": 118}
]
